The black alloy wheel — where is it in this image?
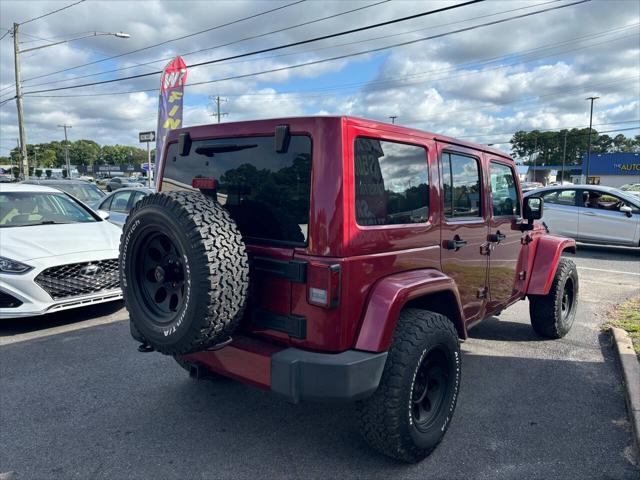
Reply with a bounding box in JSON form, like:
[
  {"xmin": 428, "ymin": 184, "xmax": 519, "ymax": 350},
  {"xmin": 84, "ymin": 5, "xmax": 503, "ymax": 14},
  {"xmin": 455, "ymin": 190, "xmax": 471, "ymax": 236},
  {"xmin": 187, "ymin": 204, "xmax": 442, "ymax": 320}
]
[
  {"xmin": 137, "ymin": 231, "xmax": 186, "ymax": 322},
  {"xmin": 411, "ymin": 347, "xmax": 450, "ymax": 432}
]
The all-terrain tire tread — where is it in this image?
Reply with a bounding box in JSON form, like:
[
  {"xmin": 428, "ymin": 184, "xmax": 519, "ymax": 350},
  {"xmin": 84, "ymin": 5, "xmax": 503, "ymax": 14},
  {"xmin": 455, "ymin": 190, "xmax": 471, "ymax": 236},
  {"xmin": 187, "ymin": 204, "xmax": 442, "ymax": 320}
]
[
  {"xmin": 529, "ymin": 257, "xmax": 577, "ymax": 338},
  {"xmin": 121, "ymin": 191, "xmax": 249, "ymax": 355},
  {"xmin": 356, "ymin": 309, "xmax": 459, "ymax": 463}
]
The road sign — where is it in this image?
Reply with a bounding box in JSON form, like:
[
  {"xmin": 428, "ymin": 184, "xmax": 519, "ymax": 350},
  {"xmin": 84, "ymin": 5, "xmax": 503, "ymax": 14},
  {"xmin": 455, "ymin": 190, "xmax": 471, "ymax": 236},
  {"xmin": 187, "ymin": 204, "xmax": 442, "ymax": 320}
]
[{"xmin": 139, "ymin": 131, "xmax": 156, "ymax": 143}]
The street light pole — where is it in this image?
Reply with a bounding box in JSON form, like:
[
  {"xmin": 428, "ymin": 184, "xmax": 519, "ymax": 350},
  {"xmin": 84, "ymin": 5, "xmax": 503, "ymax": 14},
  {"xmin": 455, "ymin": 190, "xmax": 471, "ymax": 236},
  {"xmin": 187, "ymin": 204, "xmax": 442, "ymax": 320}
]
[
  {"xmin": 389, "ymin": 116, "xmax": 397, "ymax": 124},
  {"xmin": 58, "ymin": 124, "xmax": 72, "ymax": 178},
  {"xmin": 12, "ymin": 23, "xmax": 28, "ymax": 179},
  {"xmin": 11, "ymin": 28, "xmax": 130, "ymax": 181},
  {"xmin": 584, "ymin": 96, "xmax": 599, "ymax": 184},
  {"xmin": 561, "ymin": 130, "xmax": 568, "ymax": 184}
]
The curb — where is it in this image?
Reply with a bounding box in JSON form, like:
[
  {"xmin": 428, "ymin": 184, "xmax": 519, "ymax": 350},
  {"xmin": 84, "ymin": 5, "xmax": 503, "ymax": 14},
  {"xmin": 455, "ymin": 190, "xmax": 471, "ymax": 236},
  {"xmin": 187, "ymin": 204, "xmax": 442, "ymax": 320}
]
[{"xmin": 610, "ymin": 326, "xmax": 640, "ymax": 453}]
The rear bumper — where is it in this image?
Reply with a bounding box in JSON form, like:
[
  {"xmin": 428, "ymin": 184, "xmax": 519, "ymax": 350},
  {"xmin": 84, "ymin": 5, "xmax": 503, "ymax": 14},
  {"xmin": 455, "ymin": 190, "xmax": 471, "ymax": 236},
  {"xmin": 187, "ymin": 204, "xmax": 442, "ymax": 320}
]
[
  {"xmin": 151, "ymin": 329, "xmax": 387, "ymax": 403},
  {"xmin": 271, "ymin": 348, "xmax": 387, "ymax": 403}
]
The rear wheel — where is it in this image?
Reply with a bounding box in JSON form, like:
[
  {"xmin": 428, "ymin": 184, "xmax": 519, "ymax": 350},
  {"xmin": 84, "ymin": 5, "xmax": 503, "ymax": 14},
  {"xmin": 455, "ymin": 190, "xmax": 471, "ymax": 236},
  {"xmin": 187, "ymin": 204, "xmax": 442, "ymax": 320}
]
[
  {"xmin": 120, "ymin": 191, "xmax": 249, "ymax": 355},
  {"xmin": 529, "ymin": 258, "xmax": 578, "ymax": 338},
  {"xmin": 356, "ymin": 309, "xmax": 461, "ymax": 463}
]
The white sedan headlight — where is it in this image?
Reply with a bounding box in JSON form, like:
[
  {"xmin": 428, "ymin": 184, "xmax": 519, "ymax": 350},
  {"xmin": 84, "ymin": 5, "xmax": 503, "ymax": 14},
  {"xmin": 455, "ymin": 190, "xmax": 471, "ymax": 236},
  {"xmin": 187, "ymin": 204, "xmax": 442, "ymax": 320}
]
[{"xmin": 0, "ymin": 256, "xmax": 33, "ymax": 274}]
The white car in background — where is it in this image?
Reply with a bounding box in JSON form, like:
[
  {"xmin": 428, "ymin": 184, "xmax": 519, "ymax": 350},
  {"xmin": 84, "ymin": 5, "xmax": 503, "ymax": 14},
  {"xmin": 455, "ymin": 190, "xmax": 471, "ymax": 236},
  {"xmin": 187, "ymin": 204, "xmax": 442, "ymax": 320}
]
[{"xmin": 0, "ymin": 184, "xmax": 122, "ymax": 318}]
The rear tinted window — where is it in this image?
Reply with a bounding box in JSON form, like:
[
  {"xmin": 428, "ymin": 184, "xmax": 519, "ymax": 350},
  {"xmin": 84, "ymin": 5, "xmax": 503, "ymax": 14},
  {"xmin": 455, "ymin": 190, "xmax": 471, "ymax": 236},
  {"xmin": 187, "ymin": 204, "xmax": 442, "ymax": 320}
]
[
  {"xmin": 163, "ymin": 135, "xmax": 311, "ymax": 246},
  {"xmin": 354, "ymin": 137, "xmax": 429, "ymax": 226}
]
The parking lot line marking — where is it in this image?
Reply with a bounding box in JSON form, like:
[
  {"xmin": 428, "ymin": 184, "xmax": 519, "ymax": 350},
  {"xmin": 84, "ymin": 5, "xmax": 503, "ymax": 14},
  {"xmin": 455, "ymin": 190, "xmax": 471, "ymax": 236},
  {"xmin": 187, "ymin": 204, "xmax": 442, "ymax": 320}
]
[
  {"xmin": 0, "ymin": 314, "xmax": 127, "ymax": 346},
  {"xmin": 577, "ymin": 266, "xmax": 640, "ymax": 277}
]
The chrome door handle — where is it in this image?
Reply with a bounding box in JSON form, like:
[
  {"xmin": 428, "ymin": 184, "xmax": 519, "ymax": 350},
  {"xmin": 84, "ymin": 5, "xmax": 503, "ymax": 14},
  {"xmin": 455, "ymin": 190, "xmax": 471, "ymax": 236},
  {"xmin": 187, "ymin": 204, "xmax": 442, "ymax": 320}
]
[{"xmin": 582, "ymin": 211, "xmax": 596, "ymax": 216}]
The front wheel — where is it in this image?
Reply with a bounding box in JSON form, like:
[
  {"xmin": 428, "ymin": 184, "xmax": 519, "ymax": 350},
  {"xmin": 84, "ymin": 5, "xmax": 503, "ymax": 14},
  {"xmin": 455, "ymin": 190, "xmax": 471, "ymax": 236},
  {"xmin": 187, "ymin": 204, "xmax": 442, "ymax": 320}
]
[
  {"xmin": 529, "ymin": 258, "xmax": 578, "ymax": 338},
  {"xmin": 356, "ymin": 309, "xmax": 461, "ymax": 463}
]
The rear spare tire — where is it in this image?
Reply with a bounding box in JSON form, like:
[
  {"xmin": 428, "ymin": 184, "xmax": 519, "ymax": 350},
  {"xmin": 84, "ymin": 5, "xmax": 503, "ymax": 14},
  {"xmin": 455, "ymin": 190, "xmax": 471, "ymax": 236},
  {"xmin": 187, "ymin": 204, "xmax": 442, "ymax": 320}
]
[{"xmin": 120, "ymin": 191, "xmax": 249, "ymax": 355}]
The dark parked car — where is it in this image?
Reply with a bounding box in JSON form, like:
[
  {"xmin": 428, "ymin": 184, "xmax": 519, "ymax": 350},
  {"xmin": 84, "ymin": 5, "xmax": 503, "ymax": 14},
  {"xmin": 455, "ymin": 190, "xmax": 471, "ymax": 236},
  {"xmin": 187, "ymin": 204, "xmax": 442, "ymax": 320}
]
[
  {"xmin": 21, "ymin": 178, "xmax": 105, "ymax": 209},
  {"xmin": 121, "ymin": 116, "xmax": 578, "ymax": 463},
  {"xmin": 96, "ymin": 187, "xmax": 153, "ymax": 227},
  {"xmin": 106, "ymin": 177, "xmax": 146, "ymax": 192}
]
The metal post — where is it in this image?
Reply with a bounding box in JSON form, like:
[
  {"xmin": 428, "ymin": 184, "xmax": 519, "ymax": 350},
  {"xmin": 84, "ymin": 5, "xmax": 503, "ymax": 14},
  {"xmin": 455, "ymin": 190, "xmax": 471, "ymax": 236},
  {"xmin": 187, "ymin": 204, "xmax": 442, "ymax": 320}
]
[
  {"xmin": 146, "ymin": 141, "xmax": 152, "ymax": 187},
  {"xmin": 13, "ymin": 23, "xmax": 28, "ymax": 179},
  {"xmin": 561, "ymin": 130, "xmax": 567, "ymax": 184},
  {"xmin": 389, "ymin": 116, "xmax": 397, "ymax": 124},
  {"xmin": 217, "ymin": 96, "xmax": 221, "ymax": 124},
  {"xmin": 584, "ymin": 96, "xmax": 599, "ymax": 184},
  {"xmin": 58, "ymin": 124, "xmax": 72, "ymax": 178}
]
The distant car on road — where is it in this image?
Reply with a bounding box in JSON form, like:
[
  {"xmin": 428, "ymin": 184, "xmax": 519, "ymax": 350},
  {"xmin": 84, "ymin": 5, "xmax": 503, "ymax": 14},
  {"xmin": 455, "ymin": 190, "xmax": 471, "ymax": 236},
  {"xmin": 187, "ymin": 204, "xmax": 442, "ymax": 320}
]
[
  {"xmin": 0, "ymin": 183, "xmax": 122, "ymax": 319},
  {"xmin": 106, "ymin": 177, "xmax": 146, "ymax": 192},
  {"xmin": 525, "ymin": 184, "xmax": 640, "ymax": 247},
  {"xmin": 21, "ymin": 178, "xmax": 105, "ymax": 209},
  {"xmin": 0, "ymin": 174, "xmax": 13, "ymax": 183},
  {"xmin": 96, "ymin": 187, "xmax": 154, "ymax": 227}
]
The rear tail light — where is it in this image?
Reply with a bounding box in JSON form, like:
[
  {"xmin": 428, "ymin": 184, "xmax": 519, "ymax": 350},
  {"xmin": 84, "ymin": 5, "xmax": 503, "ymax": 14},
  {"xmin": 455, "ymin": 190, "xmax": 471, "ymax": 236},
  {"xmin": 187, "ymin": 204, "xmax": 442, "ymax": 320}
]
[
  {"xmin": 192, "ymin": 177, "xmax": 217, "ymax": 190},
  {"xmin": 307, "ymin": 262, "xmax": 341, "ymax": 308}
]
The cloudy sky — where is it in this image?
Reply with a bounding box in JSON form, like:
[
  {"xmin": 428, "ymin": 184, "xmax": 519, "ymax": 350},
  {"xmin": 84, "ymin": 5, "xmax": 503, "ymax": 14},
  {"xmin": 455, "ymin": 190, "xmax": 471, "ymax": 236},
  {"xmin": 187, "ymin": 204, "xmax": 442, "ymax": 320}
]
[{"xmin": 0, "ymin": 0, "xmax": 638, "ymax": 156}]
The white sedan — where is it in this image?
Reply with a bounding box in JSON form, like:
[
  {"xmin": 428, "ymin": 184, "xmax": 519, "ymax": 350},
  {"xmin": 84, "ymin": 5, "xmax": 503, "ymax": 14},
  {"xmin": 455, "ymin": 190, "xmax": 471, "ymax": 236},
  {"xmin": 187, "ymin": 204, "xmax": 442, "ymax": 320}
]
[{"xmin": 0, "ymin": 184, "xmax": 123, "ymax": 318}]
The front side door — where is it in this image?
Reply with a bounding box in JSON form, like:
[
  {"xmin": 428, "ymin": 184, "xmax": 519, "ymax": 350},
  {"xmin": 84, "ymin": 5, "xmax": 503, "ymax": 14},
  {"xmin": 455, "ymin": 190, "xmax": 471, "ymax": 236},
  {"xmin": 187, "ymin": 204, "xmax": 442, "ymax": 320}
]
[
  {"xmin": 486, "ymin": 159, "xmax": 523, "ymax": 310},
  {"xmin": 578, "ymin": 189, "xmax": 640, "ymax": 246},
  {"xmin": 538, "ymin": 189, "xmax": 579, "ymax": 239},
  {"xmin": 438, "ymin": 146, "xmax": 489, "ymax": 324}
]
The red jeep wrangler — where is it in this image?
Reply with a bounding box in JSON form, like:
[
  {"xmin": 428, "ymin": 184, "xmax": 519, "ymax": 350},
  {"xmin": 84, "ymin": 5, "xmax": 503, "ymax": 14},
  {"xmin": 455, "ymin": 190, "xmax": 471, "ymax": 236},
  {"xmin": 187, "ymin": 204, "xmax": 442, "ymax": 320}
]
[{"xmin": 120, "ymin": 116, "xmax": 578, "ymax": 463}]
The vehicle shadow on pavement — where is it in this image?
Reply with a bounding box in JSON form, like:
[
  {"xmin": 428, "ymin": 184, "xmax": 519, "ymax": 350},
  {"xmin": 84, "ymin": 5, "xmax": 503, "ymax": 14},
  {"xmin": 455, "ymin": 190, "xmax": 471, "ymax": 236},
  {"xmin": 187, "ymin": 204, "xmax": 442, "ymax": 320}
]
[
  {"xmin": 467, "ymin": 315, "xmax": 546, "ymax": 342},
  {"xmin": 2, "ymin": 321, "xmax": 638, "ymax": 480},
  {"xmin": 0, "ymin": 301, "xmax": 125, "ymax": 337}
]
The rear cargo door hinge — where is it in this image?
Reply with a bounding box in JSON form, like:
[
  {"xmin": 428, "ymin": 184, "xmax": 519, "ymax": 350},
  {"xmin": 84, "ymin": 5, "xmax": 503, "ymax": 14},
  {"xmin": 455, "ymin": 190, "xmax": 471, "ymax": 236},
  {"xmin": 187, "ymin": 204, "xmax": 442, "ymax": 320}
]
[
  {"xmin": 477, "ymin": 287, "xmax": 488, "ymax": 299},
  {"xmin": 518, "ymin": 270, "xmax": 527, "ymax": 281}
]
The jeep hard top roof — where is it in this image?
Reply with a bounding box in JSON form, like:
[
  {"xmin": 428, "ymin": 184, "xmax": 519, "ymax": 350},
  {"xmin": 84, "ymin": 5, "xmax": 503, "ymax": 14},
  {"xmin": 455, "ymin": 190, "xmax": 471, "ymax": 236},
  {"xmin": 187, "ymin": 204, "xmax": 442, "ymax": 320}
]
[{"xmin": 165, "ymin": 115, "xmax": 512, "ymax": 161}]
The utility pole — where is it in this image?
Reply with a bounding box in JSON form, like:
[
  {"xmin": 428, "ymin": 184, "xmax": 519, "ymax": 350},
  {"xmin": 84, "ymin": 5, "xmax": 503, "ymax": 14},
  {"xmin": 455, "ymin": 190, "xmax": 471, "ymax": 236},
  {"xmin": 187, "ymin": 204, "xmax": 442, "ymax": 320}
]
[
  {"xmin": 58, "ymin": 124, "xmax": 72, "ymax": 178},
  {"xmin": 11, "ymin": 26, "xmax": 129, "ymax": 181},
  {"xmin": 561, "ymin": 130, "xmax": 568, "ymax": 184},
  {"xmin": 584, "ymin": 96, "xmax": 599, "ymax": 184},
  {"xmin": 12, "ymin": 23, "xmax": 28, "ymax": 179},
  {"xmin": 389, "ymin": 116, "xmax": 397, "ymax": 124},
  {"xmin": 210, "ymin": 96, "xmax": 228, "ymax": 123}
]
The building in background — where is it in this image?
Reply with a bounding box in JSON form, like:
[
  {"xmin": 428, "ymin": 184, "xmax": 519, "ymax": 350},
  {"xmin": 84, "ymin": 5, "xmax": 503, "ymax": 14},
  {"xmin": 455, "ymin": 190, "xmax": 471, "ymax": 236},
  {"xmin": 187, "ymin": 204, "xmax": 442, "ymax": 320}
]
[{"xmin": 579, "ymin": 152, "xmax": 640, "ymax": 187}]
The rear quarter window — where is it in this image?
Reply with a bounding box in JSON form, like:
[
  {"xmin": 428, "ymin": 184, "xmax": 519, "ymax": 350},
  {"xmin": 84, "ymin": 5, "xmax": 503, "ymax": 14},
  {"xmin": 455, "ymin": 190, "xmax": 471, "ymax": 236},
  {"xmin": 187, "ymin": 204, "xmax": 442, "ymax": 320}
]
[{"xmin": 354, "ymin": 137, "xmax": 429, "ymax": 226}]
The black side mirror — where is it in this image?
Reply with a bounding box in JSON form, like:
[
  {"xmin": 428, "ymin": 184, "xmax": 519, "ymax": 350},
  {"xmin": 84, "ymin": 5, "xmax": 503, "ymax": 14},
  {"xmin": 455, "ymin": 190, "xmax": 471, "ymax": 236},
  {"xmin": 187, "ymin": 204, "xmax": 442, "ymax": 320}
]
[{"xmin": 524, "ymin": 196, "xmax": 544, "ymax": 220}]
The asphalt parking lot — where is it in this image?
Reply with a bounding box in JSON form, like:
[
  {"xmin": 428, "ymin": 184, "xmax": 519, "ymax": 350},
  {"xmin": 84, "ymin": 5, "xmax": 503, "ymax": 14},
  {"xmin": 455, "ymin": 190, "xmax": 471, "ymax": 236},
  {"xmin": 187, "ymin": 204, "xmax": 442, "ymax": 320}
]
[{"xmin": 1, "ymin": 245, "xmax": 639, "ymax": 479}]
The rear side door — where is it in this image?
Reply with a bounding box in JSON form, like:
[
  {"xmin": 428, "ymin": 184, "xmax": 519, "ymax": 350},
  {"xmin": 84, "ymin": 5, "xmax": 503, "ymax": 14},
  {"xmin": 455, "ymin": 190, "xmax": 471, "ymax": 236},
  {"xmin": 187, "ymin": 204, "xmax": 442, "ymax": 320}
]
[
  {"xmin": 438, "ymin": 144, "xmax": 489, "ymax": 324},
  {"xmin": 486, "ymin": 159, "xmax": 523, "ymax": 310},
  {"xmin": 539, "ymin": 189, "xmax": 579, "ymax": 239},
  {"xmin": 578, "ymin": 189, "xmax": 640, "ymax": 246}
]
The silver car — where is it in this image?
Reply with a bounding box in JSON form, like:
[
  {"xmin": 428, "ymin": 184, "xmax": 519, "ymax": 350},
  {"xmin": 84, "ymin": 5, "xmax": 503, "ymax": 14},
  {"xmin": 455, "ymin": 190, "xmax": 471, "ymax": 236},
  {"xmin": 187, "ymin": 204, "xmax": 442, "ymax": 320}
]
[
  {"xmin": 524, "ymin": 185, "xmax": 640, "ymax": 247},
  {"xmin": 96, "ymin": 187, "xmax": 154, "ymax": 227}
]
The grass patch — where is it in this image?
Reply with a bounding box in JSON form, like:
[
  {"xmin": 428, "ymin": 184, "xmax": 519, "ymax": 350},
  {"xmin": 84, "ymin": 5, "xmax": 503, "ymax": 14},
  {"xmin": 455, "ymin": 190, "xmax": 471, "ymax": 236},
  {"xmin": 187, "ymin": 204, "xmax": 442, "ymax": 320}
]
[{"xmin": 608, "ymin": 296, "xmax": 640, "ymax": 356}]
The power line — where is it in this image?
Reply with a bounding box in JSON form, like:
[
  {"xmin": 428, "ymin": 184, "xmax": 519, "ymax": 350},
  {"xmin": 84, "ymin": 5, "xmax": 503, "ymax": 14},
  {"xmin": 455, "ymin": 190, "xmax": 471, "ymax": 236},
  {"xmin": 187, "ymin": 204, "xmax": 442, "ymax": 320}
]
[
  {"xmin": 16, "ymin": 0, "xmax": 308, "ymax": 85},
  {"xmin": 6, "ymin": 0, "xmax": 565, "ymax": 93},
  {"xmin": 19, "ymin": 29, "xmax": 636, "ymax": 103},
  {"xmin": 19, "ymin": 0, "xmax": 86, "ymax": 26},
  {"xmin": 21, "ymin": 0, "xmax": 590, "ymax": 96},
  {"xmin": 6, "ymin": 0, "xmax": 560, "ymax": 93}
]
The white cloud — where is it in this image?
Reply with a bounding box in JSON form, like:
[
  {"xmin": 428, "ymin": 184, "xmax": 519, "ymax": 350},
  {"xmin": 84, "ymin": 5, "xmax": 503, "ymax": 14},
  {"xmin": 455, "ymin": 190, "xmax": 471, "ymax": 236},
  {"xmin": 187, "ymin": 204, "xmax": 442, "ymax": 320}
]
[{"xmin": 0, "ymin": 0, "xmax": 638, "ymax": 156}]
